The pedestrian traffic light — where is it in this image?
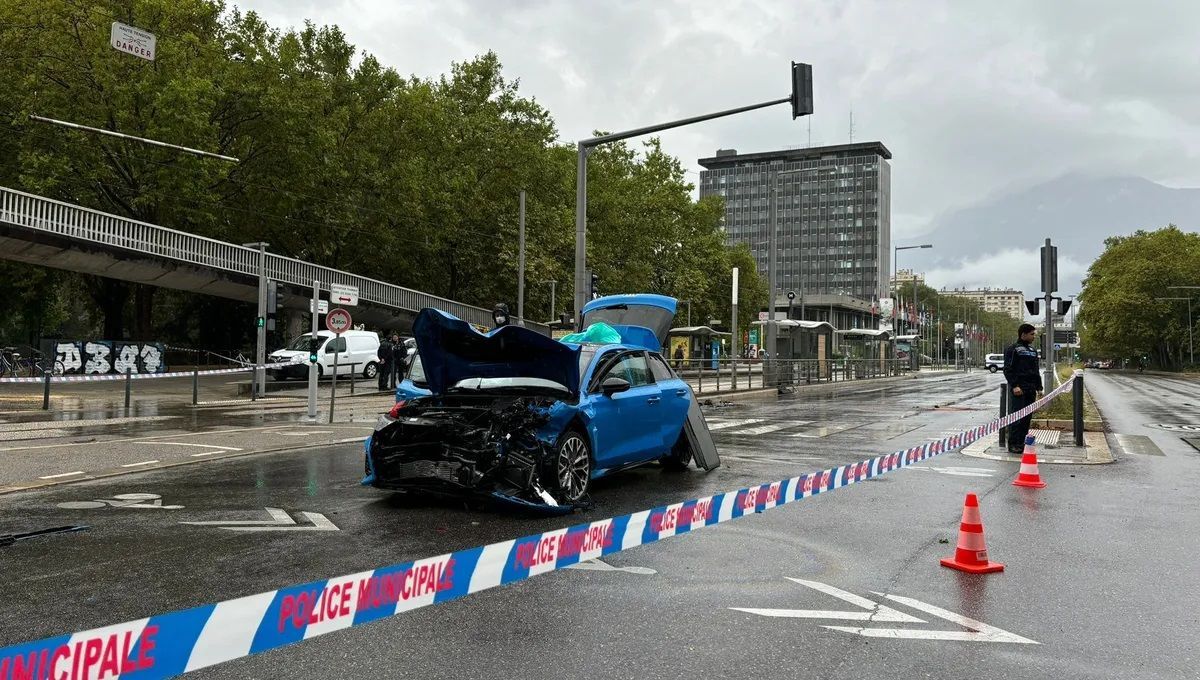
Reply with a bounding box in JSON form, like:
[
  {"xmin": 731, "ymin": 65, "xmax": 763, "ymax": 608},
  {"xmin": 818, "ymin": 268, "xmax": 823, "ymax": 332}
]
[
  {"xmin": 590, "ymin": 273, "xmax": 600, "ymax": 300},
  {"xmin": 256, "ymin": 316, "xmax": 265, "ymax": 328},
  {"xmin": 308, "ymin": 337, "xmax": 320, "ymax": 364}
]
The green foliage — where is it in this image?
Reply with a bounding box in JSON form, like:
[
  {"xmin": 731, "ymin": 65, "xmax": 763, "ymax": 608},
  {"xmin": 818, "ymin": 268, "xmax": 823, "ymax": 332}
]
[
  {"xmin": 1078, "ymin": 226, "xmax": 1200, "ymax": 369},
  {"xmin": 0, "ymin": 0, "xmax": 756, "ymax": 346}
]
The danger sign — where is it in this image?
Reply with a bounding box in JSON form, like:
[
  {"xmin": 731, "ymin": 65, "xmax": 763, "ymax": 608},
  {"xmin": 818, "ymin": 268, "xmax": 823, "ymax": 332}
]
[{"xmin": 325, "ymin": 308, "xmax": 352, "ymax": 335}]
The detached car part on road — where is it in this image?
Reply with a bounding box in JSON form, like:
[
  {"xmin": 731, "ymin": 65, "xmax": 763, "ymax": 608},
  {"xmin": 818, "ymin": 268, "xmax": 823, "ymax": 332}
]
[{"xmin": 362, "ymin": 295, "xmax": 720, "ymax": 512}]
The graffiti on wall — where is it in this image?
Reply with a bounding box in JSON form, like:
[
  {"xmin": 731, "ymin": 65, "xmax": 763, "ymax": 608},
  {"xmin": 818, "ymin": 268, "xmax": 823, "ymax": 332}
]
[{"xmin": 47, "ymin": 341, "xmax": 167, "ymax": 375}]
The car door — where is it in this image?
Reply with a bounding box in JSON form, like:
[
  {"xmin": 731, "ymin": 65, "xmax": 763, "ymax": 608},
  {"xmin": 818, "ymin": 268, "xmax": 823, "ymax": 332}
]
[
  {"xmin": 323, "ymin": 335, "xmax": 349, "ymax": 375},
  {"xmin": 647, "ymin": 352, "xmax": 691, "ymax": 450},
  {"xmin": 586, "ymin": 351, "xmax": 660, "ymax": 468}
]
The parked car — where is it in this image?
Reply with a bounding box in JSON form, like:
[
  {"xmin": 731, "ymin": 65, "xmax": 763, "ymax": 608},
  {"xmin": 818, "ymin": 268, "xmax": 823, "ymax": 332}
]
[
  {"xmin": 362, "ymin": 294, "xmax": 719, "ymax": 511},
  {"xmin": 984, "ymin": 353, "xmax": 1005, "ymax": 373},
  {"xmin": 267, "ymin": 330, "xmax": 380, "ymax": 380}
]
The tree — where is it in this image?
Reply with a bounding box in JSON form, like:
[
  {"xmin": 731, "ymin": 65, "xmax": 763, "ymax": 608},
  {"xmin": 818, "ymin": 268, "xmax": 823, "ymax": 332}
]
[{"xmin": 1078, "ymin": 226, "xmax": 1200, "ymax": 369}]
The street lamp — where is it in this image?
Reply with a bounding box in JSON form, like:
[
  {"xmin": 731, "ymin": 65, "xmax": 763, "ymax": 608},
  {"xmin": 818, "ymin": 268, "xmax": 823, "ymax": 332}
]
[
  {"xmin": 1157, "ymin": 293, "xmax": 1195, "ymax": 365},
  {"xmin": 893, "ymin": 244, "xmax": 932, "ymax": 365}
]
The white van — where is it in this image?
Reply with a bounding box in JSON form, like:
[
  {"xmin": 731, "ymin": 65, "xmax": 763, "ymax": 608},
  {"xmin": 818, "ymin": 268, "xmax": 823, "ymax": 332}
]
[{"xmin": 267, "ymin": 330, "xmax": 381, "ymax": 380}]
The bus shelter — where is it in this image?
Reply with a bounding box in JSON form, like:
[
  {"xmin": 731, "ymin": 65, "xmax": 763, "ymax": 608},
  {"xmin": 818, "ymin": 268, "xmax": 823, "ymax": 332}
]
[
  {"xmin": 667, "ymin": 326, "xmax": 731, "ymax": 370},
  {"xmin": 834, "ymin": 328, "xmax": 895, "ymax": 378}
]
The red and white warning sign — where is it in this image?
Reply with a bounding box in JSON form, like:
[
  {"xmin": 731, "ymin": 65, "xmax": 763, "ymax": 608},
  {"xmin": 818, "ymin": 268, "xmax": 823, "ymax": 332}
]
[{"xmin": 325, "ymin": 308, "xmax": 352, "ymax": 334}]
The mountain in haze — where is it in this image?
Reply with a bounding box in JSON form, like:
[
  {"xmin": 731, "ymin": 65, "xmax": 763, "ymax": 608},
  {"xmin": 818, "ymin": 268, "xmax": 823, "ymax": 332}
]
[{"xmin": 923, "ymin": 174, "xmax": 1200, "ymax": 271}]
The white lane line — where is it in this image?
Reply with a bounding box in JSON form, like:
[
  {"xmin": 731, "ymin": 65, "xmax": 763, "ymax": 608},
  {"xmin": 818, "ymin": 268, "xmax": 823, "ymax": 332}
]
[
  {"xmin": 156, "ymin": 443, "xmax": 244, "ymax": 451},
  {"xmin": 39, "ymin": 471, "xmax": 84, "ymax": 479},
  {"xmin": 730, "ymin": 422, "xmax": 809, "ymax": 436},
  {"xmin": 121, "ymin": 460, "xmax": 160, "ymax": 467},
  {"xmin": 707, "ymin": 419, "xmax": 763, "ymax": 431},
  {"xmin": 191, "ymin": 452, "xmax": 219, "ymax": 457},
  {"xmin": 335, "ymin": 437, "xmax": 369, "ymax": 444}
]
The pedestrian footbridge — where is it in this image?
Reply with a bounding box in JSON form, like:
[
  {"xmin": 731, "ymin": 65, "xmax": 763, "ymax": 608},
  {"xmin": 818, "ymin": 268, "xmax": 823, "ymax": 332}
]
[{"xmin": 0, "ymin": 186, "xmax": 541, "ymax": 333}]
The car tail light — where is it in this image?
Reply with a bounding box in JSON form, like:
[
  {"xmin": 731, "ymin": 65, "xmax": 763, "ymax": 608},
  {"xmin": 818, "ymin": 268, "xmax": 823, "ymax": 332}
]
[{"xmin": 386, "ymin": 400, "xmax": 407, "ymax": 419}]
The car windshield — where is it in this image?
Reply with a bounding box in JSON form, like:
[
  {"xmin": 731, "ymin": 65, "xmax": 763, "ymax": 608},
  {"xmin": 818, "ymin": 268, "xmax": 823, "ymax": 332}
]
[
  {"xmin": 285, "ymin": 334, "xmax": 323, "ymax": 351},
  {"xmin": 408, "ymin": 353, "xmax": 426, "ymax": 386}
]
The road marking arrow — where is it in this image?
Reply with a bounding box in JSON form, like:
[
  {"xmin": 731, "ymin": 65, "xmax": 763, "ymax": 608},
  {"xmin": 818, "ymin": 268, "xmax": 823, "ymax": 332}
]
[
  {"xmin": 733, "ymin": 579, "xmax": 1038, "ymax": 644},
  {"xmin": 566, "ymin": 559, "xmax": 657, "ymax": 575},
  {"xmin": 823, "ymin": 593, "xmax": 1038, "ymax": 644},
  {"xmin": 179, "ymin": 507, "xmax": 339, "ymax": 532},
  {"xmin": 730, "ymin": 578, "xmax": 924, "ymax": 622}
]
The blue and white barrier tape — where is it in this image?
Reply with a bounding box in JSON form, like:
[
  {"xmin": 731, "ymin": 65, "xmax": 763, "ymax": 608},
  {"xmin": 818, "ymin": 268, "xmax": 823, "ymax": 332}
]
[
  {"xmin": 0, "ymin": 360, "xmax": 308, "ymax": 385},
  {"xmin": 0, "ymin": 375, "xmax": 1077, "ymax": 679}
]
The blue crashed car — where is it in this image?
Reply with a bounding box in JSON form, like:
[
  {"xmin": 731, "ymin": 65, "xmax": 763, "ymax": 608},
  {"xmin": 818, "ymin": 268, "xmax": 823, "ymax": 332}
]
[{"xmin": 363, "ymin": 294, "xmax": 718, "ymax": 509}]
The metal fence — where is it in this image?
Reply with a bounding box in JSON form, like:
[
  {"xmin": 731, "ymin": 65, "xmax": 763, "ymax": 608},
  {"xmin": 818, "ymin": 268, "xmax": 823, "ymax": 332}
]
[
  {"xmin": 0, "ymin": 186, "xmax": 544, "ymax": 331},
  {"xmin": 681, "ymin": 359, "xmax": 913, "ymax": 395}
]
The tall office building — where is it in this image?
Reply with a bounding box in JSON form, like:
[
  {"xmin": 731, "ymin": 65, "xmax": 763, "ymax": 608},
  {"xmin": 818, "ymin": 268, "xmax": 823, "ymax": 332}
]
[{"xmin": 698, "ymin": 142, "xmax": 892, "ymax": 301}]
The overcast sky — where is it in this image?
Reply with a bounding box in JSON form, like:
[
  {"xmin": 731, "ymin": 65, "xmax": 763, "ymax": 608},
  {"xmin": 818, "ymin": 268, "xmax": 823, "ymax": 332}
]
[{"xmin": 235, "ymin": 0, "xmax": 1199, "ymax": 292}]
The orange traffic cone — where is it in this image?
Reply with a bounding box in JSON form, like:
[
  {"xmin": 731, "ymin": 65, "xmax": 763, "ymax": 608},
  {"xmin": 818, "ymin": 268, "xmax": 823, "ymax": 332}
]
[
  {"xmin": 940, "ymin": 493, "xmax": 1005, "ymax": 574},
  {"xmin": 1012, "ymin": 435, "xmax": 1047, "ymax": 489}
]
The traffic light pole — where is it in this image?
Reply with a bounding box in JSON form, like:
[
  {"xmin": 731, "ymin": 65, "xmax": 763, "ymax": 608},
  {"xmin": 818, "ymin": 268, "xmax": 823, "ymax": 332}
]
[
  {"xmin": 254, "ymin": 243, "xmax": 268, "ymax": 398},
  {"xmin": 572, "ymin": 94, "xmax": 797, "ymax": 329},
  {"xmin": 306, "ymin": 279, "xmax": 320, "ymax": 422}
]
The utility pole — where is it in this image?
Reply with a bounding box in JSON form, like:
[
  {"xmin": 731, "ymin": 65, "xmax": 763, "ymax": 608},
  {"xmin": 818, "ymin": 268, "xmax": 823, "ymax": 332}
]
[
  {"xmin": 517, "ymin": 190, "xmax": 526, "ymax": 325},
  {"xmin": 767, "ymin": 171, "xmax": 778, "ymax": 371},
  {"xmin": 546, "ymin": 280, "xmax": 557, "ymax": 321},
  {"xmin": 731, "ymin": 267, "xmax": 739, "ymax": 360},
  {"xmin": 1041, "ymin": 239, "xmax": 1057, "ymax": 390},
  {"xmin": 572, "ymin": 63, "xmax": 813, "ymax": 328},
  {"xmin": 306, "ymin": 279, "xmax": 319, "ymax": 421},
  {"xmin": 242, "ymin": 242, "xmax": 269, "ymax": 399}
]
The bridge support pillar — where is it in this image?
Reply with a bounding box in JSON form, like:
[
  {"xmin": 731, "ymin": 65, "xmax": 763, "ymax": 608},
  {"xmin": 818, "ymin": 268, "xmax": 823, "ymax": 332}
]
[{"xmin": 283, "ymin": 308, "xmax": 305, "ymax": 340}]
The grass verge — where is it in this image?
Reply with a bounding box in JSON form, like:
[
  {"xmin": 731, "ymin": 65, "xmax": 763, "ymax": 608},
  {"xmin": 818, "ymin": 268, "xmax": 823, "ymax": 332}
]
[{"xmin": 1038, "ymin": 364, "xmax": 1101, "ymax": 422}]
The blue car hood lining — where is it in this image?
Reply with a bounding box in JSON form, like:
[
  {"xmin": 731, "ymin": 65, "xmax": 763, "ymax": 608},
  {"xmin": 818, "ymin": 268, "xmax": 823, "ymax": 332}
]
[{"xmin": 412, "ymin": 309, "xmax": 582, "ymax": 396}]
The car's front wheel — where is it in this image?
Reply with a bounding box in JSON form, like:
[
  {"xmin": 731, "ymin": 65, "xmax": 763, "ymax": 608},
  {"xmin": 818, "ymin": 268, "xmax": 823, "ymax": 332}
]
[
  {"xmin": 550, "ymin": 430, "xmax": 591, "ymax": 504},
  {"xmin": 661, "ymin": 429, "xmax": 692, "ymax": 471}
]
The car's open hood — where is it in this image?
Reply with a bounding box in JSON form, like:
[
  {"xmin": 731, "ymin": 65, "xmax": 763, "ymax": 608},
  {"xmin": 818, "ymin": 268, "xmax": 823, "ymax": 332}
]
[
  {"xmin": 413, "ymin": 309, "xmax": 581, "ymax": 396},
  {"xmin": 581, "ymin": 294, "xmax": 677, "ymax": 349}
]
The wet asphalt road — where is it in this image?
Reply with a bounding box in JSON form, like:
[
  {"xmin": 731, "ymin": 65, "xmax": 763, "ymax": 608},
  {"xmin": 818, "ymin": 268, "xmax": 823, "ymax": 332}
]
[{"xmin": 2, "ymin": 370, "xmax": 1198, "ymax": 678}]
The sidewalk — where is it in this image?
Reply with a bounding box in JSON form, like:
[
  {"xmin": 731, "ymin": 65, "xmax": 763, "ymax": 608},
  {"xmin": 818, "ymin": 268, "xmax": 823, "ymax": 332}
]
[{"xmin": 961, "ymin": 428, "xmax": 1114, "ymax": 464}]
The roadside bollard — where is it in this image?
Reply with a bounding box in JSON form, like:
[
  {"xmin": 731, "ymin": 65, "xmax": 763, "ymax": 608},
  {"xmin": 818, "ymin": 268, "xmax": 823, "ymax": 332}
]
[
  {"xmin": 1073, "ymin": 372, "xmax": 1084, "ymax": 446},
  {"xmin": 698, "ymin": 364, "xmax": 704, "ymax": 394},
  {"xmin": 350, "ymin": 363, "xmax": 356, "ymax": 396},
  {"xmin": 192, "ymin": 365, "xmax": 199, "ymax": 406},
  {"xmin": 124, "ymin": 370, "xmax": 132, "ymax": 410},
  {"xmin": 42, "ymin": 371, "xmax": 51, "ymax": 410},
  {"xmin": 998, "ymin": 384, "xmax": 1009, "ymax": 448}
]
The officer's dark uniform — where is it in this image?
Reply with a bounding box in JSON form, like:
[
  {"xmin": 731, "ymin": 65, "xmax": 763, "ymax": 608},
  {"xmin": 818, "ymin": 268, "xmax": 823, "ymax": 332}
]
[
  {"xmin": 376, "ymin": 337, "xmax": 393, "ymax": 391},
  {"xmin": 1003, "ymin": 338, "xmax": 1043, "ymax": 453}
]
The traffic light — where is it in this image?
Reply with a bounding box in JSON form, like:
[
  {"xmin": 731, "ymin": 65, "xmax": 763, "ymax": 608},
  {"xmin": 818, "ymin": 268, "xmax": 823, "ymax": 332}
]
[
  {"xmin": 266, "ymin": 280, "xmax": 278, "ymax": 331},
  {"xmin": 790, "ymin": 62, "xmax": 813, "ymax": 118},
  {"xmin": 308, "ymin": 337, "xmax": 320, "ymax": 364},
  {"xmin": 255, "ymin": 316, "xmax": 265, "ymax": 328},
  {"xmin": 1024, "ymin": 299, "xmax": 1040, "ymax": 316},
  {"xmin": 590, "ymin": 272, "xmax": 600, "ymax": 300},
  {"xmin": 1069, "ymin": 330, "xmax": 1079, "ymax": 344}
]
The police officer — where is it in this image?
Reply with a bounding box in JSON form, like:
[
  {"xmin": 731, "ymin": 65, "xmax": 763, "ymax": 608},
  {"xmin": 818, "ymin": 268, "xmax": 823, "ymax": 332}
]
[
  {"xmin": 1003, "ymin": 323, "xmax": 1043, "ymax": 454},
  {"xmin": 376, "ymin": 332, "xmax": 393, "ymax": 392}
]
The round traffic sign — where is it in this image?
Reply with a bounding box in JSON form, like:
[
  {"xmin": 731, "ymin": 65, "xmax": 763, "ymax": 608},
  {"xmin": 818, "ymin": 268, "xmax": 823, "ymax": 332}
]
[{"xmin": 326, "ymin": 308, "xmax": 352, "ymax": 334}]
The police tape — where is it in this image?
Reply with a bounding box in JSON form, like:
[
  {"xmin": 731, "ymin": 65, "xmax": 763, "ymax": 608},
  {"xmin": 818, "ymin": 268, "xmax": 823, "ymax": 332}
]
[
  {"xmin": 0, "ymin": 374, "xmax": 1078, "ymax": 679},
  {"xmin": 0, "ymin": 360, "xmax": 308, "ymax": 385}
]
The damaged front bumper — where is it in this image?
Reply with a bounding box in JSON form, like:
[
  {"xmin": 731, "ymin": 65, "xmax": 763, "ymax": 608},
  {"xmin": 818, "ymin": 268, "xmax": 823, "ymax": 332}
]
[{"xmin": 362, "ymin": 396, "xmax": 577, "ymax": 514}]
